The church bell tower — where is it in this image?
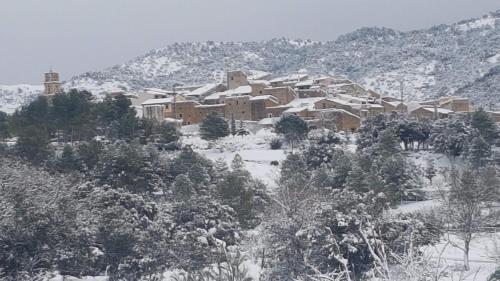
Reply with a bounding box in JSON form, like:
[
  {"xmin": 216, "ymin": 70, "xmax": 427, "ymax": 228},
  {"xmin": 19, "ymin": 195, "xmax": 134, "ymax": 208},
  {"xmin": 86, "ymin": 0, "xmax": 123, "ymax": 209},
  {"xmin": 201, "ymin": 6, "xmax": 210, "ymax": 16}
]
[{"xmin": 44, "ymin": 69, "xmax": 62, "ymax": 96}]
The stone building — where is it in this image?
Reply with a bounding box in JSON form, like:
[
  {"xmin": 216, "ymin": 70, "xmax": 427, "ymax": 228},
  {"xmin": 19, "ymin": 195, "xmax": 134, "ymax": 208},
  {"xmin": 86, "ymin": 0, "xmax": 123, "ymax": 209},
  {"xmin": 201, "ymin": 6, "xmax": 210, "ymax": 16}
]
[
  {"xmin": 44, "ymin": 70, "xmax": 62, "ymax": 96},
  {"xmin": 183, "ymin": 83, "xmax": 227, "ymax": 100},
  {"xmin": 269, "ymin": 73, "xmax": 308, "ymax": 87},
  {"xmin": 142, "ymin": 97, "xmax": 175, "ymax": 121},
  {"xmin": 382, "ymin": 100, "xmax": 408, "ymax": 113},
  {"xmin": 262, "ymin": 86, "xmax": 298, "ymax": 105},
  {"xmin": 142, "ymin": 105, "xmax": 165, "ymax": 122},
  {"xmin": 227, "ymin": 70, "xmax": 248, "ymax": 90},
  {"xmin": 409, "ymin": 106, "xmax": 453, "ymax": 120},
  {"xmin": 439, "ymin": 97, "xmax": 471, "ymax": 112},
  {"xmin": 297, "ymin": 89, "xmax": 327, "ymax": 98},
  {"xmin": 203, "ymin": 85, "xmax": 252, "ymax": 105},
  {"xmin": 196, "ymin": 104, "xmax": 226, "ymax": 119},
  {"xmin": 249, "ymin": 95, "xmax": 279, "ymax": 120},
  {"xmin": 225, "ymin": 95, "xmax": 252, "ymax": 120},
  {"xmin": 310, "ymin": 109, "xmax": 361, "ymax": 132},
  {"xmin": 249, "ymin": 80, "xmax": 269, "ymax": 96},
  {"xmin": 486, "ymin": 111, "xmax": 500, "ymax": 123},
  {"xmin": 170, "ymin": 100, "xmax": 202, "ymax": 125},
  {"xmin": 328, "ymin": 82, "xmax": 367, "ymax": 96}
]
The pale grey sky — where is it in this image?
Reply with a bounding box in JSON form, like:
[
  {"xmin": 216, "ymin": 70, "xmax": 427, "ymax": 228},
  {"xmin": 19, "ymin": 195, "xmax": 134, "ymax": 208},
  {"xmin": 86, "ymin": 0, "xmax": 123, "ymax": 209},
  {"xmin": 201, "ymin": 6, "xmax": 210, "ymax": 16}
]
[{"xmin": 1, "ymin": 0, "xmax": 499, "ymax": 84}]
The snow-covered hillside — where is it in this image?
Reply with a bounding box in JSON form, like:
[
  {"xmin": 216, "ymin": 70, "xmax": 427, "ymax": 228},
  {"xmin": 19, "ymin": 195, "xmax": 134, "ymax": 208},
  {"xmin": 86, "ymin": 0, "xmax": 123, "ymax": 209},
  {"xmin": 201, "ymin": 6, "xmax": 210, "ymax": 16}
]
[
  {"xmin": 66, "ymin": 10, "xmax": 500, "ymax": 108},
  {"xmin": 0, "ymin": 85, "xmax": 43, "ymax": 113},
  {"xmin": 2, "ymin": 10, "xmax": 500, "ymax": 114}
]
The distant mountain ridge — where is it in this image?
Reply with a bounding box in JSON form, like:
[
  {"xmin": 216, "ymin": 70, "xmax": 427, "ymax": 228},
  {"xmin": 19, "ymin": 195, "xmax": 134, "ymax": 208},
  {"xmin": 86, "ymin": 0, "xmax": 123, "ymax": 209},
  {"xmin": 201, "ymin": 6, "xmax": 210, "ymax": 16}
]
[{"xmin": 2, "ymin": 10, "xmax": 500, "ymax": 113}]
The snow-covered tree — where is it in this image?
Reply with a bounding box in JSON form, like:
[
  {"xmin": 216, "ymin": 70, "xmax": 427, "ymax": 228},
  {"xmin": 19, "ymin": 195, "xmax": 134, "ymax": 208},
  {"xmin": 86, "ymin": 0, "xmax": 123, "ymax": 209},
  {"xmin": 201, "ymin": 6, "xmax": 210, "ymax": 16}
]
[
  {"xmin": 200, "ymin": 113, "xmax": 230, "ymax": 140},
  {"xmin": 424, "ymin": 158, "xmax": 437, "ymax": 184},
  {"xmin": 471, "ymin": 108, "xmax": 498, "ymax": 146},
  {"xmin": 430, "ymin": 115, "xmax": 470, "ymax": 161},
  {"xmin": 440, "ymin": 165, "xmax": 500, "ymax": 270},
  {"xmin": 275, "ymin": 115, "xmax": 308, "ymax": 150},
  {"xmin": 468, "ymin": 135, "xmax": 493, "ymax": 168}
]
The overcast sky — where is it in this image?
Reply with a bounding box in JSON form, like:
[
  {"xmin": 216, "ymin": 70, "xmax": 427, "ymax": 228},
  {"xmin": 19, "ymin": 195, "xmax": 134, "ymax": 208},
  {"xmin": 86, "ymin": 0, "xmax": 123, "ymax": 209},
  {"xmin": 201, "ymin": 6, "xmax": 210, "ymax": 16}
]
[{"xmin": 1, "ymin": 0, "xmax": 499, "ymax": 84}]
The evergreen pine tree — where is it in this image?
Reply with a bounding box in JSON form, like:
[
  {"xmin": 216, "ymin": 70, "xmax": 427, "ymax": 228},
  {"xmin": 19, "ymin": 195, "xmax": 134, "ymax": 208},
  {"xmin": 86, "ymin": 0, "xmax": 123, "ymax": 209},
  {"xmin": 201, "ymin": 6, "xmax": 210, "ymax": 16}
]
[
  {"xmin": 274, "ymin": 115, "xmax": 308, "ymax": 150},
  {"xmin": 469, "ymin": 135, "xmax": 492, "ymax": 168},
  {"xmin": 172, "ymin": 174, "xmax": 194, "ymax": 201},
  {"xmin": 471, "ymin": 108, "xmax": 498, "ymax": 145},
  {"xmin": 58, "ymin": 144, "xmax": 80, "ymax": 172},
  {"xmin": 213, "ymin": 158, "xmax": 229, "ymax": 180},
  {"xmin": 0, "ymin": 111, "xmax": 10, "ymax": 140},
  {"xmin": 377, "ymin": 128, "xmax": 401, "ymax": 156},
  {"xmin": 199, "ymin": 113, "xmax": 230, "ymax": 140},
  {"xmin": 230, "ymin": 115, "xmax": 237, "ymax": 137}
]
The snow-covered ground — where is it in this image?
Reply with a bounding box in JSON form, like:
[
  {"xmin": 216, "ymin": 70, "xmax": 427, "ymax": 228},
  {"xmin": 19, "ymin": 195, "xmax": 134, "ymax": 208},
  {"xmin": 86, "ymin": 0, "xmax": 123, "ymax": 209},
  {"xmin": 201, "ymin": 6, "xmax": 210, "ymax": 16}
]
[
  {"xmin": 424, "ymin": 233, "xmax": 500, "ymax": 281},
  {"xmin": 181, "ymin": 126, "xmax": 287, "ymax": 189}
]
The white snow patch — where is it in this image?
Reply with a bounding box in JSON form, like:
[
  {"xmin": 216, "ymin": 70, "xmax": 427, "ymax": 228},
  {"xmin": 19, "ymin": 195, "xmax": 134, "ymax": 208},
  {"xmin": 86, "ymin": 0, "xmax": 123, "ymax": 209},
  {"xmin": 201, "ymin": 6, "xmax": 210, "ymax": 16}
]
[
  {"xmin": 457, "ymin": 15, "xmax": 497, "ymax": 32},
  {"xmin": 487, "ymin": 53, "xmax": 500, "ymax": 64},
  {"xmin": 0, "ymin": 84, "xmax": 44, "ymax": 113}
]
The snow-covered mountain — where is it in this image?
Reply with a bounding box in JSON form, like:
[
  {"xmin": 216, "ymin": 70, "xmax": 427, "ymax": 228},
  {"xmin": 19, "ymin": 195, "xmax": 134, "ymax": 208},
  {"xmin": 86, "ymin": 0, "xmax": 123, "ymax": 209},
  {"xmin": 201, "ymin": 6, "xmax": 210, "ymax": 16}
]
[
  {"xmin": 0, "ymin": 85, "xmax": 43, "ymax": 114},
  {"xmin": 3, "ymin": 10, "xmax": 500, "ymax": 113}
]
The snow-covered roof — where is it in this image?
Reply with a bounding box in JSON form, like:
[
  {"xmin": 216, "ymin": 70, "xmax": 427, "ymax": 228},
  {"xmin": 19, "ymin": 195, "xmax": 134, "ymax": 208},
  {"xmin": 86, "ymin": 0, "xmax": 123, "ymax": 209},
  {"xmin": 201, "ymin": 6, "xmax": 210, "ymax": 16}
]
[
  {"xmin": 327, "ymin": 83, "xmax": 353, "ymax": 88},
  {"xmin": 233, "ymin": 85, "xmax": 252, "ymax": 94},
  {"xmin": 142, "ymin": 98, "xmax": 174, "ymax": 106},
  {"xmin": 248, "ymin": 80, "xmax": 270, "ymax": 85},
  {"xmin": 249, "ymin": 95, "xmax": 278, "ymax": 102},
  {"xmin": 144, "ymin": 88, "xmax": 174, "ymax": 95},
  {"xmin": 325, "ymin": 98, "xmax": 355, "ymax": 107},
  {"xmin": 286, "ymin": 97, "xmax": 325, "ymax": 110},
  {"xmin": 122, "ymin": 93, "xmax": 138, "ymax": 99},
  {"xmin": 439, "ymin": 97, "xmax": 470, "ymax": 105},
  {"xmin": 270, "ymin": 73, "xmax": 308, "ymax": 83},
  {"xmin": 413, "ymin": 106, "xmax": 454, "ymax": 114},
  {"xmin": 267, "ymin": 105, "xmax": 291, "ymax": 109},
  {"xmin": 258, "ymin": 117, "xmax": 281, "ymax": 125},
  {"xmin": 295, "ymin": 79, "xmax": 315, "ymax": 87},
  {"xmin": 336, "ymin": 94, "xmax": 371, "ymax": 103},
  {"xmin": 164, "ymin": 118, "xmax": 183, "ymax": 123},
  {"xmin": 314, "ymin": 108, "xmax": 361, "ymax": 119},
  {"xmin": 185, "ymin": 83, "xmax": 218, "ymax": 97},
  {"xmin": 384, "ymin": 100, "xmax": 406, "ymax": 108},
  {"xmin": 195, "ymin": 104, "xmax": 225, "ymax": 108},
  {"xmin": 247, "ymin": 71, "xmax": 272, "ymax": 80},
  {"xmin": 284, "ymin": 106, "xmax": 308, "ymax": 113},
  {"xmin": 204, "ymin": 85, "xmax": 252, "ymax": 100}
]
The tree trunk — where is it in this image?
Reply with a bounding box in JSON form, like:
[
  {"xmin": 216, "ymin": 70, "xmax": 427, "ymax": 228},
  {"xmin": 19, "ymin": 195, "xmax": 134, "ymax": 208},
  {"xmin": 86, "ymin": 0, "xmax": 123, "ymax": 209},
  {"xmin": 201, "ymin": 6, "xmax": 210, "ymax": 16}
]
[{"xmin": 463, "ymin": 239, "xmax": 470, "ymax": 271}]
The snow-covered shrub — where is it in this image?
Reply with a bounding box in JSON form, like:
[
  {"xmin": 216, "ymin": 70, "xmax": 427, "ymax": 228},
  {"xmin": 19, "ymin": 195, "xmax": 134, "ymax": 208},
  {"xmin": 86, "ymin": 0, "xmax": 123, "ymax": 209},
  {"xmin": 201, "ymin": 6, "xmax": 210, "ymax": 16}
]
[{"xmin": 269, "ymin": 138, "xmax": 282, "ymax": 150}]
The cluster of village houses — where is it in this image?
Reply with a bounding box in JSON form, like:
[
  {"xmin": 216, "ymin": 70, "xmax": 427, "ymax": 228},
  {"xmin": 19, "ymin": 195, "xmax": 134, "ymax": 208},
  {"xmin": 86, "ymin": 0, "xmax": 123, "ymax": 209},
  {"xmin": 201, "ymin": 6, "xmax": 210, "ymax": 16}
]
[
  {"xmin": 116, "ymin": 70, "xmax": 488, "ymax": 132},
  {"xmin": 42, "ymin": 68, "xmax": 497, "ymax": 132}
]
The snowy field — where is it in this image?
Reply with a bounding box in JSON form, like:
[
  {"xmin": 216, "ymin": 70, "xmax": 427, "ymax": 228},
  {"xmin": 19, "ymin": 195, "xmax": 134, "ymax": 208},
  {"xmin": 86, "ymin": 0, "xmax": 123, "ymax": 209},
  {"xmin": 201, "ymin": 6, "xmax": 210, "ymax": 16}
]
[
  {"xmin": 181, "ymin": 125, "xmax": 287, "ymax": 189},
  {"xmin": 423, "ymin": 233, "xmax": 500, "ymax": 281}
]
